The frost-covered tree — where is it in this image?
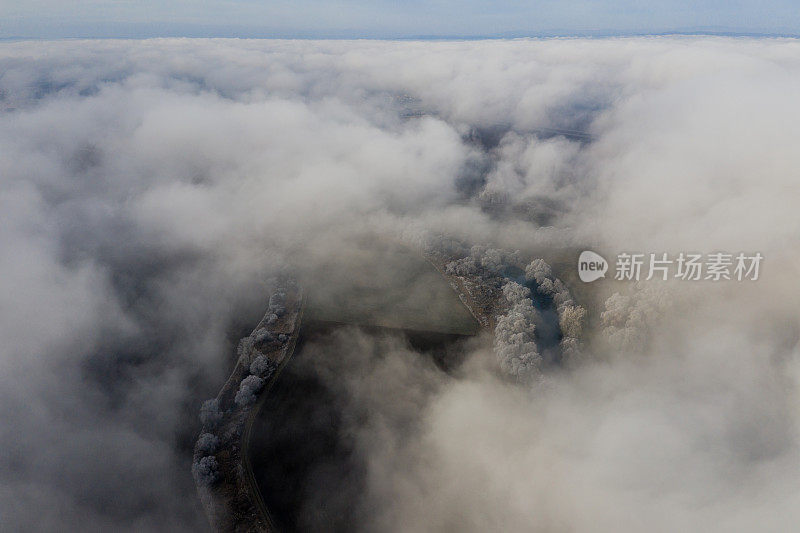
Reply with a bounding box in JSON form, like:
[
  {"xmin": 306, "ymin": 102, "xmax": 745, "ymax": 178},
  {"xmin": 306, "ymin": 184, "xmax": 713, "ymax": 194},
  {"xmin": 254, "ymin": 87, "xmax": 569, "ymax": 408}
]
[
  {"xmin": 236, "ymin": 336, "xmax": 255, "ymax": 360},
  {"xmin": 252, "ymin": 328, "xmax": 273, "ymax": 344},
  {"xmin": 502, "ymin": 280, "xmax": 531, "ymax": 303},
  {"xmin": 494, "ymin": 281, "xmax": 542, "ymax": 382},
  {"xmin": 525, "ymin": 258, "xmax": 586, "ymax": 361},
  {"xmin": 196, "ymin": 432, "xmax": 220, "ymax": 455},
  {"xmin": 192, "ymin": 456, "xmax": 220, "ymax": 487},
  {"xmin": 419, "ymin": 232, "xmax": 468, "ymax": 257},
  {"xmin": 559, "ymin": 304, "xmax": 586, "ymax": 339},
  {"xmin": 600, "ymin": 286, "xmax": 666, "ymax": 352},
  {"xmin": 525, "ymin": 258, "xmax": 573, "ymax": 308},
  {"xmin": 525, "ymin": 258, "xmax": 553, "ymax": 285},
  {"xmin": 249, "ymin": 355, "xmax": 277, "ymax": 379},
  {"xmin": 268, "ymin": 290, "xmax": 286, "ymax": 316},
  {"xmin": 445, "ymin": 246, "xmax": 520, "ymax": 278},
  {"xmin": 234, "ymin": 375, "xmax": 265, "ymax": 407},
  {"xmin": 446, "ymin": 255, "xmax": 480, "ymax": 276},
  {"xmin": 199, "ymin": 399, "xmax": 223, "ymax": 428}
]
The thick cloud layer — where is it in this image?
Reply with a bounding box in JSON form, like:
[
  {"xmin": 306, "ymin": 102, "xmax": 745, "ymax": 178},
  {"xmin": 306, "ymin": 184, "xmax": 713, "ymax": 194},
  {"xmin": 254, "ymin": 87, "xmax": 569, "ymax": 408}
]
[{"xmin": 0, "ymin": 37, "xmax": 798, "ymax": 531}]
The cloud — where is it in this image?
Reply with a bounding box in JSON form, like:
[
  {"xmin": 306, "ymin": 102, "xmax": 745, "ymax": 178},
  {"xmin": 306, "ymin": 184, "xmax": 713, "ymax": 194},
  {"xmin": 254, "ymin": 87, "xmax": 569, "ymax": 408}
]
[{"xmin": 0, "ymin": 36, "xmax": 798, "ymax": 531}]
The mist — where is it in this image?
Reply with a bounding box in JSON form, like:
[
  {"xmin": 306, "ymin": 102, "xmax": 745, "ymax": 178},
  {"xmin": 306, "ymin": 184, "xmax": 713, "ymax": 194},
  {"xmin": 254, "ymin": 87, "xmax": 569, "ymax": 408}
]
[{"xmin": 0, "ymin": 37, "xmax": 798, "ymax": 531}]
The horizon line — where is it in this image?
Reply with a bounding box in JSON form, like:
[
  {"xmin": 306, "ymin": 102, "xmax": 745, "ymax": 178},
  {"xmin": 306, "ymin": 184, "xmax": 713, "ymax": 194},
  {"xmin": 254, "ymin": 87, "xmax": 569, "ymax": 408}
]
[{"xmin": 2, "ymin": 29, "xmax": 800, "ymax": 42}]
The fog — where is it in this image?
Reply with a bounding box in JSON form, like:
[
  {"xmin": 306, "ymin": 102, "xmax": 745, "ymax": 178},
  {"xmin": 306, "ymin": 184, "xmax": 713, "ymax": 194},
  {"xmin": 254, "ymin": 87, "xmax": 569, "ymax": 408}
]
[{"xmin": 0, "ymin": 37, "xmax": 798, "ymax": 531}]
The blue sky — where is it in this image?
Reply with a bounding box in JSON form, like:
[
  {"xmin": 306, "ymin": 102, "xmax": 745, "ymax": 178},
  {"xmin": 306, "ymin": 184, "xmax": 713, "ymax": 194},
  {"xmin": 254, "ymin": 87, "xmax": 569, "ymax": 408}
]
[{"xmin": 1, "ymin": 0, "xmax": 798, "ymax": 39}]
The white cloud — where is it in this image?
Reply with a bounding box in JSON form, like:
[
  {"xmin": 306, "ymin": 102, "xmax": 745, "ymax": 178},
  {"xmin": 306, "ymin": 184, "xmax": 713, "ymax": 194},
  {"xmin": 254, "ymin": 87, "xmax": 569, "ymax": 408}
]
[{"xmin": 0, "ymin": 37, "xmax": 798, "ymax": 531}]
